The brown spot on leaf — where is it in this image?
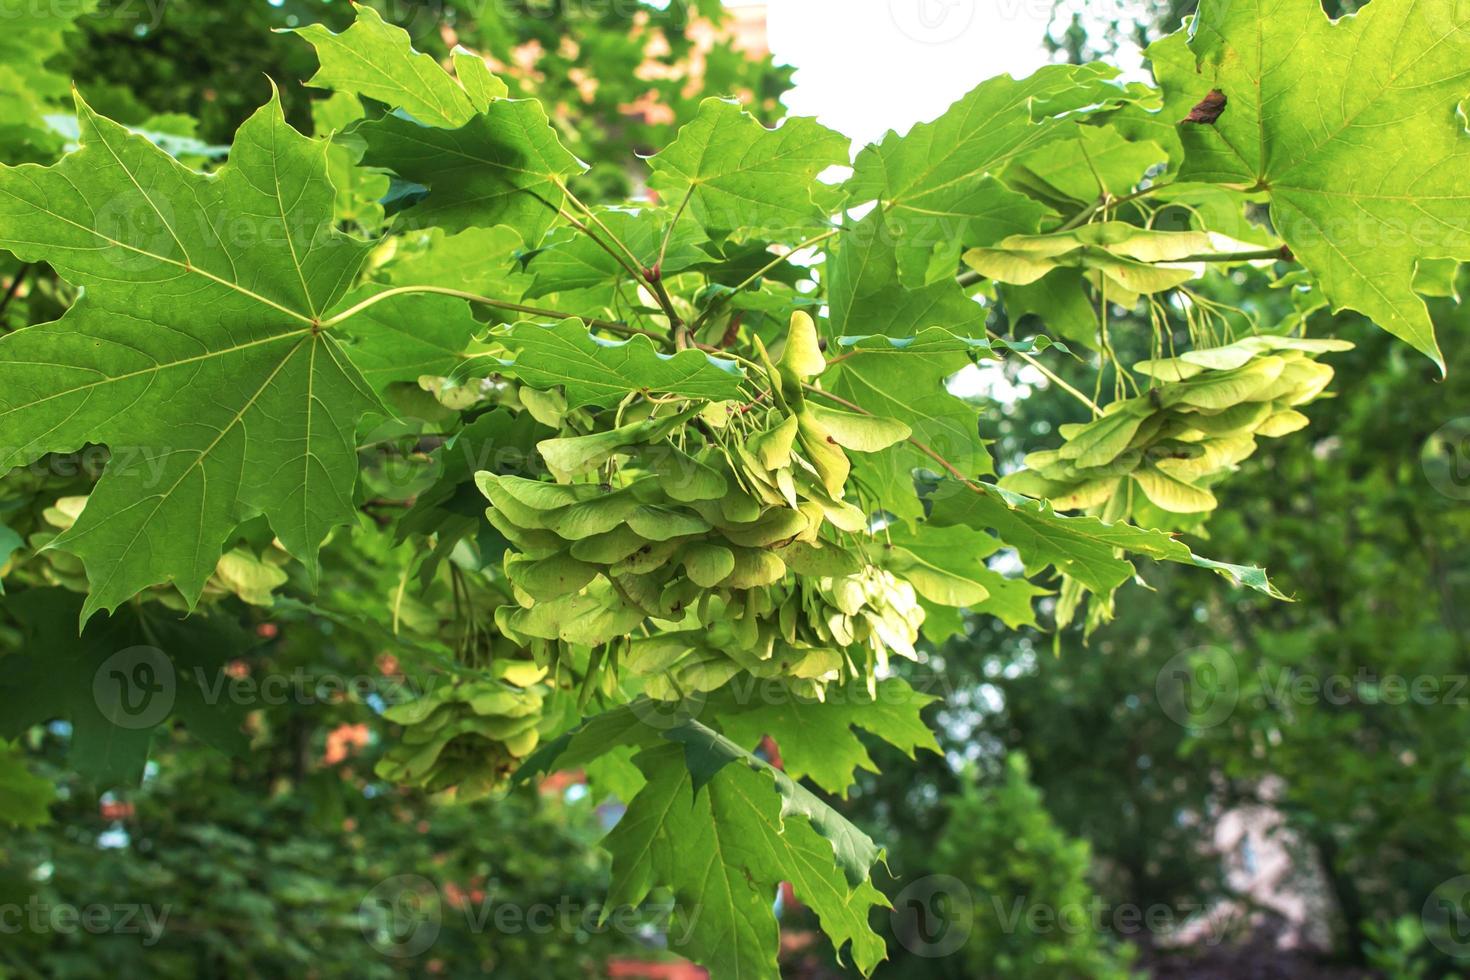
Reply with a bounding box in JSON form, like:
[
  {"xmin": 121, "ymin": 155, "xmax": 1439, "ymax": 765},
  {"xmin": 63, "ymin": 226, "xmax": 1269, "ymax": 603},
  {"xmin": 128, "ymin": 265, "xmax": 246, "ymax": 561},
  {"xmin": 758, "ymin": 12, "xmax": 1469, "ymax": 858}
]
[{"xmin": 1182, "ymin": 89, "xmax": 1227, "ymax": 125}]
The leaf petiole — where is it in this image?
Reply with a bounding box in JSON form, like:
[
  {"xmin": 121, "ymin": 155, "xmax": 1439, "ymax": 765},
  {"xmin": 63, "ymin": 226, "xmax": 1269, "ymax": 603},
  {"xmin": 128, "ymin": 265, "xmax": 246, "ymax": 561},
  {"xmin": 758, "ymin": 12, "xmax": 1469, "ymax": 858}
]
[{"xmin": 318, "ymin": 285, "xmax": 659, "ymax": 338}]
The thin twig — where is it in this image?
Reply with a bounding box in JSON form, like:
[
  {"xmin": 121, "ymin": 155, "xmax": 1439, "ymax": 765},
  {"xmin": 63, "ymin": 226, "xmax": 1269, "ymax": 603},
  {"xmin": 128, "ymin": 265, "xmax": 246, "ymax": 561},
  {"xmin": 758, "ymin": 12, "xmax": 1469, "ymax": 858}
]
[
  {"xmin": 987, "ymin": 330, "xmax": 1103, "ymax": 415},
  {"xmin": 731, "ymin": 228, "xmax": 839, "ymax": 296},
  {"xmin": 556, "ymin": 207, "xmax": 648, "ymax": 285},
  {"xmin": 559, "ymin": 182, "xmax": 649, "ymax": 275},
  {"xmin": 691, "ymin": 227, "xmax": 840, "ymax": 333},
  {"xmin": 694, "ymin": 341, "xmax": 761, "ymax": 372},
  {"xmin": 1055, "ymin": 182, "xmax": 1173, "ymax": 233},
  {"xmin": 558, "ymin": 182, "xmax": 687, "ymax": 334},
  {"xmin": 647, "ymin": 275, "xmax": 687, "ymax": 341}
]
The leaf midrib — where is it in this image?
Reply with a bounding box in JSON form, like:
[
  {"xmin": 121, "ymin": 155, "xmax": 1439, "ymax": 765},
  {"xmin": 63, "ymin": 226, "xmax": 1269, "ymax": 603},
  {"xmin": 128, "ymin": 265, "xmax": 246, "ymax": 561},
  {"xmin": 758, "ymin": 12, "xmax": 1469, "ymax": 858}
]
[
  {"xmin": 0, "ymin": 326, "xmax": 311, "ymax": 427},
  {"xmin": 67, "ymin": 334, "xmax": 313, "ymax": 607},
  {"xmin": 0, "ymin": 181, "xmax": 316, "ymax": 328}
]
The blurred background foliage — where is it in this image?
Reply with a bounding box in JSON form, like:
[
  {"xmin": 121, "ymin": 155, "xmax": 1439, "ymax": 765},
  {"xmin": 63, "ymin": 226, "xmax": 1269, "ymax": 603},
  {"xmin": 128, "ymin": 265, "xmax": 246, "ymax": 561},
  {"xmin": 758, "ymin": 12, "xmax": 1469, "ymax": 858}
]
[
  {"xmin": 71, "ymin": 0, "xmax": 792, "ymax": 199},
  {"xmin": 2, "ymin": 2, "xmax": 1467, "ymax": 978}
]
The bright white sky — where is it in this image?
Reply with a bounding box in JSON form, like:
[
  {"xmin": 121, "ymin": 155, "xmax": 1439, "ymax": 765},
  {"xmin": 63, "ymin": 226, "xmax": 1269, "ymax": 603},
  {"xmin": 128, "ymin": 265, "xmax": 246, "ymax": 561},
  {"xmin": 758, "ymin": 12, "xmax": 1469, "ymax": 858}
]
[{"xmin": 756, "ymin": 0, "xmax": 1058, "ymax": 147}]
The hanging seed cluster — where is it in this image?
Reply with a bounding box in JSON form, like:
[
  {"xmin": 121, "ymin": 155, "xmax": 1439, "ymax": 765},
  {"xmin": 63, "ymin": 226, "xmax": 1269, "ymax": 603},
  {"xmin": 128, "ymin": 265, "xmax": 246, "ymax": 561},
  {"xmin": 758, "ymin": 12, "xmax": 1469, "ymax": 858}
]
[
  {"xmin": 478, "ymin": 313, "xmax": 924, "ymax": 700},
  {"xmin": 374, "ymin": 660, "xmax": 550, "ymax": 802},
  {"xmin": 1000, "ymin": 335, "xmax": 1352, "ymax": 523}
]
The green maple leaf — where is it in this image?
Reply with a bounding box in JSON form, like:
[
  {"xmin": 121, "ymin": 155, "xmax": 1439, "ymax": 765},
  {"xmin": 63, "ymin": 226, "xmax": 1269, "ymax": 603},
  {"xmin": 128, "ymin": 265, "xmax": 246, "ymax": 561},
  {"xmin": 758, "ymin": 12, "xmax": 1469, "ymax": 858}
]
[
  {"xmin": 0, "ymin": 744, "xmax": 54, "ymax": 828},
  {"xmin": 0, "ymin": 94, "xmax": 410, "ymax": 617},
  {"xmin": 834, "ymin": 328, "xmax": 1054, "ymax": 357},
  {"xmin": 362, "ymin": 101, "xmax": 586, "ymax": 242},
  {"xmin": 715, "ymin": 678, "xmax": 941, "ymax": 797},
  {"xmin": 293, "ymin": 4, "xmax": 491, "ymax": 128},
  {"xmin": 999, "ymin": 269, "xmax": 1100, "ymax": 349},
  {"xmin": 607, "ymin": 741, "xmax": 887, "ymax": 979},
  {"xmin": 515, "ymin": 701, "xmax": 665, "ymax": 783},
  {"xmin": 313, "ymin": 92, "xmax": 389, "ymax": 232},
  {"xmin": 849, "ymin": 64, "xmax": 1145, "ymax": 281},
  {"xmin": 342, "ymin": 226, "xmax": 534, "ymax": 394},
  {"xmin": 928, "ymin": 483, "xmax": 1283, "ymax": 600},
  {"xmin": 383, "ymin": 226, "xmax": 531, "ymax": 298},
  {"xmin": 295, "ymin": 4, "xmax": 580, "ymax": 243},
  {"xmin": 826, "ymin": 349, "xmax": 989, "ymax": 522},
  {"xmin": 1004, "ymin": 124, "xmax": 1167, "ymax": 210},
  {"xmin": 827, "ymin": 210, "xmax": 986, "ymax": 339},
  {"xmin": 523, "ymin": 207, "xmax": 709, "ymax": 297},
  {"xmin": 662, "ymin": 721, "xmax": 883, "ymax": 885},
  {"xmin": 822, "ymin": 217, "xmax": 994, "ymax": 522},
  {"xmin": 497, "ymin": 318, "xmax": 746, "ymax": 408},
  {"xmin": 337, "ymin": 288, "xmax": 482, "ymax": 393},
  {"xmin": 884, "ymin": 521, "xmax": 1046, "ymax": 630},
  {"xmin": 1152, "ymin": 0, "xmax": 1470, "ymax": 370},
  {"xmin": 0, "ymin": 0, "xmax": 99, "ymax": 161},
  {"xmin": 820, "ymin": 334, "xmax": 1058, "ymax": 527},
  {"xmin": 0, "ymin": 590, "xmax": 250, "ymax": 787},
  {"xmin": 0, "ymin": 521, "xmax": 20, "ymax": 594},
  {"xmin": 648, "ymin": 98, "xmax": 849, "ymax": 237},
  {"xmin": 518, "ymin": 710, "xmax": 889, "ymax": 975},
  {"xmin": 450, "ymin": 48, "xmax": 511, "ymax": 106},
  {"xmin": 397, "ymin": 408, "xmax": 549, "ymax": 545}
]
